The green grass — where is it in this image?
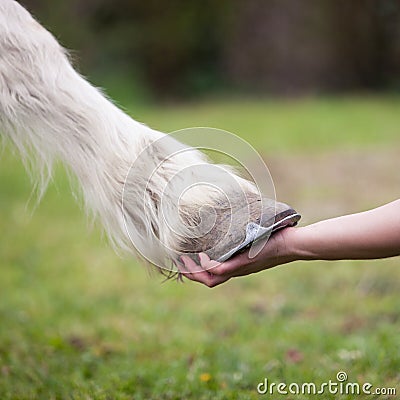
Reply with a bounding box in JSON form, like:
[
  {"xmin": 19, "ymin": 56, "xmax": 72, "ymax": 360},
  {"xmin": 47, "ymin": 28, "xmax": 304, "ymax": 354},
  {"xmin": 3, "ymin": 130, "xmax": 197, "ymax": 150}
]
[
  {"xmin": 132, "ymin": 95, "xmax": 400, "ymax": 153},
  {"xmin": 1, "ymin": 96, "xmax": 399, "ymax": 399}
]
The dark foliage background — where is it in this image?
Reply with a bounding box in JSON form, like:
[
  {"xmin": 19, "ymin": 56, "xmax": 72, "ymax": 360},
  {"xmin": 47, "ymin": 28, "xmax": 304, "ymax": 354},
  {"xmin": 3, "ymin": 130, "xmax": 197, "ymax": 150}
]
[{"xmin": 19, "ymin": 0, "xmax": 400, "ymax": 99}]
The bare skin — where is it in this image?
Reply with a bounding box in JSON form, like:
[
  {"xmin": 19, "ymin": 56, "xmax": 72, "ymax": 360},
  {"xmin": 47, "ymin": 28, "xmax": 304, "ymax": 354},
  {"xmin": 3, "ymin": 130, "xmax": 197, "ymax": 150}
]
[{"xmin": 179, "ymin": 199, "xmax": 400, "ymax": 287}]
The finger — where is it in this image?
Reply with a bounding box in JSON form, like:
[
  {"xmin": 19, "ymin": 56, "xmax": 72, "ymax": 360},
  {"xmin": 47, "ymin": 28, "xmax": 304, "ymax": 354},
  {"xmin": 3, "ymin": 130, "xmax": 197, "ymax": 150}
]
[
  {"xmin": 198, "ymin": 252, "xmax": 221, "ymax": 271},
  {"xmin": 181, "ymin": 255, "xmax": 213, "ymax": 280},
  {"xmin": 180, "ymin": 256, "xmax": 230, "ymax": 287},
  {"xmin": 180, "ymin": 255, "xmax": 204, "ymax": 274},
  {"xmin": 210, "ymin": 251, "xmax": 251, "ymax": 276},
  {"xmin": 180, "ymin": 255, "xmax": 212, "ymax": 281},
  {"xmin": 175, "ymin": 259, "xmax": 189, "ymax": 274},
  {"xmin": 186, "ymin": 270, "xmax": 229, "ymax": 287}
]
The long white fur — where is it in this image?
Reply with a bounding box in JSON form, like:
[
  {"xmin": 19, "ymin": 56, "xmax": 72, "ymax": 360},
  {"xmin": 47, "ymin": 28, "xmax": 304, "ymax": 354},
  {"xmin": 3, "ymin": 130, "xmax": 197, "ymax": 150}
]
[{"xmin": 0, "ymin": 0, "xmax": 257, "ymax": 271}]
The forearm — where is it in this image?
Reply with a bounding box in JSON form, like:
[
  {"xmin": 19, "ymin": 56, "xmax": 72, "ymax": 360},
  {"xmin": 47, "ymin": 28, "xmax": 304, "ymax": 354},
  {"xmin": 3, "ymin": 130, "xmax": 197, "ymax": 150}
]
[{"xmin": 291, "ymin": 200, "xmax": 400, "ymax": 261}]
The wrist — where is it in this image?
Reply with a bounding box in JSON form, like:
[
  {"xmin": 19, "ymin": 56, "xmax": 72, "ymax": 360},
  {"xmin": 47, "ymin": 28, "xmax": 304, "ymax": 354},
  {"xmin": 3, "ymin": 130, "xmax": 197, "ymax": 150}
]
[{"xmin": 285, "ymin": 226, "xmax": 317, "ymax": 261}]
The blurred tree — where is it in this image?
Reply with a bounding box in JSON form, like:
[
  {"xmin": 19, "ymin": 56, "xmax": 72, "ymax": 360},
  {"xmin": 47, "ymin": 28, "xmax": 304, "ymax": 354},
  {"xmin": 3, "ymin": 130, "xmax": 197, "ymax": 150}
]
[
  {"xmin": 224, "ymin": 0, "xmax": 400, "ymax": 94},
  {"xmin": 18, "ymin": 0, "xmax": 400, "ymax": 99},
  {"xmin": 90, "ymin": 0, "xmax": 232, "ymax": 96}
]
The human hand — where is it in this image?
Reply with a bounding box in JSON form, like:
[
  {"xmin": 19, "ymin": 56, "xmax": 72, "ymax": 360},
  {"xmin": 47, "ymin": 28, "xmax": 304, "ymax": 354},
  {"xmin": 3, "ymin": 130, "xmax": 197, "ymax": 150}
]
[
  {"xmin": 177, "ymin": 199, "xmax": 400, "ymax": 287},
  {"xmin": 178, "ymin": 227, "xmax": 298, "ymax": 287}
]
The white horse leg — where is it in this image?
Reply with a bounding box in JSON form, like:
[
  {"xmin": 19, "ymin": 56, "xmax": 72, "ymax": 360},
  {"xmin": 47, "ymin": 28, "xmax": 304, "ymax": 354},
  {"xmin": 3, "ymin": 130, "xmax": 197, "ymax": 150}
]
[{"xmin": 0, "ymin": 1, "xmax": 300, "ymax": 273}]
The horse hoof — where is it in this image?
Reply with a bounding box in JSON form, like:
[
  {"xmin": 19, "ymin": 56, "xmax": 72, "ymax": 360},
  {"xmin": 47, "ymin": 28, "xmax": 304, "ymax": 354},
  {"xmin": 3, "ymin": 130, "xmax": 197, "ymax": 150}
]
[{"xmin": 178, "ymin": 193, "xmax": 300, "ymax": 262}]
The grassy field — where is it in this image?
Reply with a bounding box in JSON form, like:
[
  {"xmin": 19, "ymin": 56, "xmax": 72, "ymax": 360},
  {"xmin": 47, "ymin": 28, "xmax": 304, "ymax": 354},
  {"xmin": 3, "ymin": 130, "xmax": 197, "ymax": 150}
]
[{"xmin": 0, "ymin": 96, "xmax": 399, "ymax": 399}]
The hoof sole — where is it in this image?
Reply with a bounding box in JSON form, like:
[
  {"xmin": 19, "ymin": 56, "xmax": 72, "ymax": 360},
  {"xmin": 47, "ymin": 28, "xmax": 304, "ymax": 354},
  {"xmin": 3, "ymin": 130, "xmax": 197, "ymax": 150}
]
[{"xmin": 217, "ymin": 208, "xmax": 301, "ymax": 262}]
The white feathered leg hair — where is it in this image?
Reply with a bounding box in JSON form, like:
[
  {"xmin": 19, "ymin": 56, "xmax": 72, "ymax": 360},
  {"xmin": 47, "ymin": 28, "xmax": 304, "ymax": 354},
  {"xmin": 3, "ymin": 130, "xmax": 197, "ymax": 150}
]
[{"xmin": 0, "ymin": 1, "xmax": 299, "ymax": 274}]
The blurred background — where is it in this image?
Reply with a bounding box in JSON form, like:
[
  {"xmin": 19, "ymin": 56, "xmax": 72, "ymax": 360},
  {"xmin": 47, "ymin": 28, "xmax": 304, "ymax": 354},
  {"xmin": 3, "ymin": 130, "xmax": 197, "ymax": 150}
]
[
  {"xmin": 1, "ymin": 1, "xmax": 399, "ymax": 399},
  {"xmin": 21, "ymin": 0, "xmax": 400, "ymax": 101}
]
